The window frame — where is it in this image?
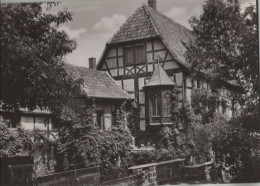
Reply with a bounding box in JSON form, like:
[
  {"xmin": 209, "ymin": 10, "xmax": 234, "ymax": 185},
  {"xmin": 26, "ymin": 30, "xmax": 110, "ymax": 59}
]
[
  {"xmin": 124, "ymin": 44, "xmax": 146, "ymax": 66},
  {"xmin": 150, "ymin": 94, "xmax": 161, "ymax": 117},
  {"xmin": 162, "ymin": 91, "xmax": 172, "ymax": 117}
]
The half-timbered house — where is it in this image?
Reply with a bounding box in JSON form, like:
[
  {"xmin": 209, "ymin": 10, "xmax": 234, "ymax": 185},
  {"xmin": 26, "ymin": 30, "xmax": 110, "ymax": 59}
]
[{"xmin": 97, "ymin": 0, "xmax": 237, "ymax": 139}]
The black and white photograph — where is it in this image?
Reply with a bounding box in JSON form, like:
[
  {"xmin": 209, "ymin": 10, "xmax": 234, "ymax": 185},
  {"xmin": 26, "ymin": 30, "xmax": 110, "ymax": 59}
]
[{"xmin": 0, "ymin": 0, "xmax": 259, "ymax": 185}]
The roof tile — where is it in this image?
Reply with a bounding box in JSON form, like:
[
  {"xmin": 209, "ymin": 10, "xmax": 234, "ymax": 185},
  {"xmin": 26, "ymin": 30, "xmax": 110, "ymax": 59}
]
[
  {"xmin": 65, "ymin": 64, "xmax": 132, "ymax": 100},
  {"xmin": 145, "ymin": 63, "xmax": 175, "ymax": 87},
  {"xmin": 107, "ymin": 5, "xmax": 195, "ymax": 67}
]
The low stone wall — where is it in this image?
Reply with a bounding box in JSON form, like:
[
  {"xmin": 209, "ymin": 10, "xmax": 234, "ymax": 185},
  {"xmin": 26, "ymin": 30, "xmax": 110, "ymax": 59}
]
[
  {"xmin": 99, "ymin": 175, "xmax": 142, "ymax": 186},
  {"xmin": 35, "ymin": 167, "xmax": 100, "ymax": 186},
  {"xmin": 128, "ymin": 159, "xmax": 184, "ymax": 185},
  {"xmin": 181, "ymin": 161, "xmax": 214, "ymax": 183}
]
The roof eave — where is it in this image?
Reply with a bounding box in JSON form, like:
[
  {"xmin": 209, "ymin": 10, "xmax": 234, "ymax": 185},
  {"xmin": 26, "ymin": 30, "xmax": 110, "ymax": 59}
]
[{"xmin": 144, "ymin": 83, "xmax": 175, "ymax": 88}]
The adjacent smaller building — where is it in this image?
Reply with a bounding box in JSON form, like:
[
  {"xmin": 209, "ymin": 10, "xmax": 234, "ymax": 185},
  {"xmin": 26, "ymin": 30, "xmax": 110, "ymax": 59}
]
[
  {"xmin": 0, "ymin": 108, "xmax": 54, "ymax": 132},
  {"xmin": 0, "ymin": 58, "xmax": 133, "ymax": 132},
  {"xmin": 65, "ymin": 59, "xmax": 133, "ymax": 130}
]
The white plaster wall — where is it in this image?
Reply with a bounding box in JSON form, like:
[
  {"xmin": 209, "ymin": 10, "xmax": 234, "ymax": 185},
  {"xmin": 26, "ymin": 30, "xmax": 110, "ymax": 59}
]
[
  {"xmin": 186, "ymin": 88, "xmax": 192, "ymax": 102},
  {"xmin": 107, "ymin": 47, "xmax": 117, "ymax": 58},
  {"xmin": 164, "ymin": 61, "xmax": 179, "ymax": 70},
  {"xmin": 153, "ymin": 40, "xmax": 165, "ymax": 50},
  {"xmin": 104, "ymin": 114, "xmax": 112, "ymax": 130},
  {"xmin": 175, "ymin": 73, "xmax": 183, "ymax": 86},
  {"xmin": 20, "ymin": 116, "xmax": 34, "ymax": 130},
  {"xmin": 186, "ymin": 77, "xmax": 192, "ymax": 87},
  {"xmin": 146, "ymin": 41, "xmax": 152, "ymax": 51},
  {"xmin": 123, "ymin": 79, "xmax": 135, "ymax": 92},
  {"xmin": 20, "ymin": 116, "xmax": 52, "ymax": 131}
]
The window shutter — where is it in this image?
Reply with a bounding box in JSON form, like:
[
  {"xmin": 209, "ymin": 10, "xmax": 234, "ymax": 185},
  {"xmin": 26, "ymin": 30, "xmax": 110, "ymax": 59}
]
[
  {"xmin": 135, "ymin": 45, "xmax": 146, "ymax": 64},
  {"xmin": 124, "ymin": 47, "xmax": 134, "ymax": 65}
]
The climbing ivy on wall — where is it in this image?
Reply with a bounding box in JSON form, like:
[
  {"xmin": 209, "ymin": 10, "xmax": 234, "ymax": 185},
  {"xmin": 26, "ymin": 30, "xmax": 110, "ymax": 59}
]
[{"xmin": 54, "ymin": 98, "xmax": 134, "ymax": 181}]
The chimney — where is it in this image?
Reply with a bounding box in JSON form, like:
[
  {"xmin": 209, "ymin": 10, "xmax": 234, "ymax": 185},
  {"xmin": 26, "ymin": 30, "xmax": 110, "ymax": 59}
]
[
  {"xmin": 89, "ymin": 57, "xmax": 96, "ymax": 69},
  {"xmin": 148, "ymin": 0, "xmax": 157, "ymax": 10}
]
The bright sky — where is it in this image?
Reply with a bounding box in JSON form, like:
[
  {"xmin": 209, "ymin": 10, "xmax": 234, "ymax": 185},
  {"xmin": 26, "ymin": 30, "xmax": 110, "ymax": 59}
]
[{"xmin": 13, "ymin": 0, "xmax": 256, "ymax": 67}]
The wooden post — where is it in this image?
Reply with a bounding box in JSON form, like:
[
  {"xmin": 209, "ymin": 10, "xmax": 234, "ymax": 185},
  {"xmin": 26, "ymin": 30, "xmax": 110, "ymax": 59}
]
[{"xmin": 156, "ymin": 56, "xmax": 163, "ymax": 125}]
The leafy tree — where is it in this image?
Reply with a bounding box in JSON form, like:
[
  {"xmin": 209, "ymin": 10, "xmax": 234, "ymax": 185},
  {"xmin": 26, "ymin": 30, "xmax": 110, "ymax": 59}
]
[
  {"xmin": 187, "ymin": 0, "xmax": 244, "ymax": 83},
  {"xmin": 186, "ymin": 0, "xmax": 258, "ymax": 130},
  {"xmin": 0, "ymin": 3, "xmax": 81, "ymax": 112},
  {"xmin": 191, "ymin": 89, "xmax": 227, "ymax": 124},
  {"xmin": 186, "ymin": 1, "xmax": 259, "ymax": 181},
  {"xmin": 233, "ymin": 4, "xmax": 259, "ymax": 131},
  {"xmin": 212, "ymin": 125, "xmax": 260, "ymax": 182}
]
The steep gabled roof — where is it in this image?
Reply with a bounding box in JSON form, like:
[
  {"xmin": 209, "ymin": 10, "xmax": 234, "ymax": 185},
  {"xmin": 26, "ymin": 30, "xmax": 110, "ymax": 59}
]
[
  {"xmin": 109, "ymin": 6, "xmax": 159, "ymax": 44},
  {"xmin": 65, "ymin": 64, "xmax": 132, "ymax": 100},
  {"xmin": 144, "ymin": 63, "xmax": 175, "ymax": 87},
  {"xmin": 144, "ymin": 5, "xmax": 194, "ymax": 66},
  {"xmin": 103, "ymin": 4, "xmax": 194, "ymax": 68}
]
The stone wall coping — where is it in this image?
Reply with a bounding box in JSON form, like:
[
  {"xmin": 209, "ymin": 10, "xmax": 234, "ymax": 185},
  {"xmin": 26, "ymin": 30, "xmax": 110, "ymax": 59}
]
[
  {"xmin": 181, "ymin": 161, "xmax": 214, "ymax": 168},
  {"xmin": 37, "ymin": 166, "xmax": 101, "ymax": 179},
  {"xmin": 128, "ymin": 159, "xmax": 185, "ymax": 170}
]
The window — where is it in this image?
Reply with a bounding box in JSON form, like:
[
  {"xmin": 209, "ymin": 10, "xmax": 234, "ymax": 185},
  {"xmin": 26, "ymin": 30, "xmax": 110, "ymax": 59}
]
[
  {"xmin": 52, "ymin": 118, "xmax": 58, "ymax": 130},
  {"xmin": 171, "ymin": 75, "xmax": 176, "ymax": 83},
  {"xmin": 96, "ymin": 111, "xmax": 104, "ymax": 130},
  {"xmin": 135, "ymin": 45, "xmax": 146, "ymax": 64},
  {"xmin": 162, "ymin": 92, "xmax": 172, "ymax": 117},
  {"xmin": 222, "ymin": 106, "xmax": 226, "ymax": 115},
  {"xmin": 124, "ymin": 47, "xmax": 134, "ymax": 65},
  {"xmin": 3, "ymin": 114, "xmax": 20, "ymax": 128},
  {"xmin": 151, "ymin": 94, "xmax": 161, "ymax": 117},
  {"xmin": 124, "ymin": 44, "xmax": 146, "ymax": 66},
  {"xmin": 197, "ymin": 80, "xmax": 201, "ymax": 89}
]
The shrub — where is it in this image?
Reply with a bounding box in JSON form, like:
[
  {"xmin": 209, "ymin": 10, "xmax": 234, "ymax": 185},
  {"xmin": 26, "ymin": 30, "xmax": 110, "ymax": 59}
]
[
  {"xmin": 131, "ymin": 125, "xmax": 195, "ymax": 165},
  {"xmin": 189, "ymin": 116, "xmax": 229, "ymax": 164},
  {"xmin": 212, "ymin": 125, "xmax": 260, "ymax": 182},
  {"xmin": 54, "ymin": 99, "xmax": 134, "ymax": 181},
  {"xmin": 0, "ymin": 121, "xmax": 56, "ymax": 177},
  {"xmin": 0, "ymin": 122, "xmax": 29, "ymax": 157},
  {"xmin": 132, "ymin": 150, "xmax": 156, "ymax": 165}
]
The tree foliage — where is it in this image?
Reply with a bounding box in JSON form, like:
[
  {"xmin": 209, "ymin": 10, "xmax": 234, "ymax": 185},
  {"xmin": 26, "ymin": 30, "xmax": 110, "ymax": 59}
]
[
  {"xmin": 212, "ymin": 125, "xmax": 260, "ymax": 182},
  {"xmin": 190, "ymin": 116, "xmax": 229, "ymax": 164},
  {"xmin": 187, "ymin": 0, "xmax": 258, "ymax": 130},
  {"xmin": 186, "ymin": 1, "xmax": 259, "ymax": 180},
  {"xmin": 191, "ymin": 89, "xmax": 227, "ymax": 124},
  {"xmin": 0, "ymin": 122, "xmax": 30, "ymax": 157},
  {"xmin": 0, "ymin": 121, "xmax": 56, "ymax": 177},
  {"xmin": 1, "ymin": 3, "xmax": 81, "ymax": 112},
  {"xmin": 187, "ymin": 0, "xmax": 244, "ymax": 81}
]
